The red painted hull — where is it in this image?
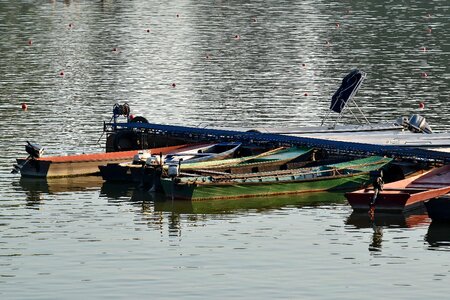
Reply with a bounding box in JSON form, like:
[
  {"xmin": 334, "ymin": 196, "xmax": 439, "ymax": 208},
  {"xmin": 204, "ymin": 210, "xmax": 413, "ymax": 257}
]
[
  {"xmin": 16, "ymin": 144, "xmax": 190, "ymax": 178},
  {"xmin": 346, "ymin": 165, "xmax": 450, "ymax": 212}
]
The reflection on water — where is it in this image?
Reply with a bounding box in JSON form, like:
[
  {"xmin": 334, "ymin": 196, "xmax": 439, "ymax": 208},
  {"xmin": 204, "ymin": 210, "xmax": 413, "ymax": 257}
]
[
  {"xmin": 98, "ymin": 182, "xmax": 348, "ymax": 236},
  {"xmin": 1, "ymin": 0, "xmax": 449, "ymax": 297},
  {"xmin": 426, "ymin": 222, "xmax": 450, "ymax": 250},
  {"xmin": 346, "ymin": 209, "xmax": 430, "ymax": 252}
]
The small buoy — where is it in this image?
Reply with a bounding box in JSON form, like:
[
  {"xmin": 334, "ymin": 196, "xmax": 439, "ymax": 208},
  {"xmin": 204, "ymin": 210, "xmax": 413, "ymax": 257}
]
[
  {"xmin": 129, "ymin": 114, "xmax": 135, "ymax": 120},
  {"xmin": 176, "ymin": 14, "xmax": 180, "ymax": 18},
  {"xmin": 419, "ymin": 102, "xmax": 425, "ymax": 109},
  {"xmin": 421, "ymin": 72, "xmax": 428, "ymax": 78},
  {"xmin": 60, "ymin": 70, "xmax": 64, "ymax": 76},
  {"xmin": 234, "ymin": 34, "xmax": 240, "ymax": 40},
  {"xmin": 304, "ymin": 93, "xmax": 308, "ymax": 96},
  {"xmin": 21, "ymin": 103, "xmax": 28, "ymax": 110},
  {"xmin": 251, "ymin": 17, "xmax": 257, "ymax": 23},
  {"xmin": 421, "ymin": 46, "xmax": 427, "ymax": 52},
  {"xmin": 427, "ymin": 27, "xmax": 432, "ymax": 33},
  {"xmin": 172, "ymin": 83, "xmax": 176, "ymax": 88},
  {"xmin": 205, "ymin": 54, "xmax": 210, "ymax": 59},
  {"xmin": 335, "ymin": 22, "xmax": 340, "ymax": 28},
  {"xmin": 28, "ymin": 39, "xmax": 32, "ymax": 46},
  {"xmin": 146, "ymin": 29, "xmax": 150, "ymax": 33},
  {"xmin": 68, "ymin": 23, "xmax": 73, "ymax": 28},
  {"xmin": 325, "ymin": 40, "xmax": 330, "ymax": 46},
  {"xmin": 302, "ymin": 63, "xmax": 306, "ymax": 67},
  {"xmin": 112, "ymin": 47, "xmax": 118, "ymax": 52}
]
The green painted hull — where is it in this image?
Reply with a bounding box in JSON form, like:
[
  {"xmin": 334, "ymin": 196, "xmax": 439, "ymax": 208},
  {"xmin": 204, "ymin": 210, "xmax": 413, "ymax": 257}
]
[
  {"xmin": 161, "ymin": 172, "xmax": 374, "ymax": 201},
  {"xmin": 161, "ymin": 156, "xmax": 392, "ymax": 201}
]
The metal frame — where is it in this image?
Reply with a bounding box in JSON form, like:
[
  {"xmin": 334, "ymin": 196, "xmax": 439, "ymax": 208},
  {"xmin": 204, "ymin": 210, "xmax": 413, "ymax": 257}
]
[{"xmin": 321, "ymin": 71, "xmax": 370, "ymax": 127}]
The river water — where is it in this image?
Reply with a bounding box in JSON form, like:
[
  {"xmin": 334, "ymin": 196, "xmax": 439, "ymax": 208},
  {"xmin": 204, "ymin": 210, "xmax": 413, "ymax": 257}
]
[{"xmin": 1, "ymin": 0, "xmax": 449, "ymax": 299}]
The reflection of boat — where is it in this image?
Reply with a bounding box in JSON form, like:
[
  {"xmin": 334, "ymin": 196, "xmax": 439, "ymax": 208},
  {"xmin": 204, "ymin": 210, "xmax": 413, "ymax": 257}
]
[
  {"xmin": 426, "ymin": 221, "xmax": 450, "ymax": 247},
  {"xmin": 346, "ymin": 209, "xmax": 429, "ymax": 229},
  {"xmin": 15, "ymin": 144, "xmax": 189, "ymax": 178},
  {"xmin": 424, "ymin": 194, "xmax": 450, "ymax": 222},
  {"xmin": 154, "ymin": 191, "xmax": 347, "ymax": 214},
  {"xmin": 346, "ymin": 165, "xmax": 450, "ymax": 212},
  {"xmin": 18, "ymin": 176, "xmax": 104, "ymax": 194},
  {"xmin": 100, "ymin": 181, "xmax": 136, "ymax": 199},
  {"xmin": 162, "ymin": 156, "xmax": 392, "ymax": 201}
]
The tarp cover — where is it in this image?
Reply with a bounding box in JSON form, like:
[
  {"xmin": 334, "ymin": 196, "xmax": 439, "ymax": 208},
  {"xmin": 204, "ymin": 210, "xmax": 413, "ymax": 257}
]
[{"xmin": 330, "ymin": 69, "xmax": 364, "ymax": 113}]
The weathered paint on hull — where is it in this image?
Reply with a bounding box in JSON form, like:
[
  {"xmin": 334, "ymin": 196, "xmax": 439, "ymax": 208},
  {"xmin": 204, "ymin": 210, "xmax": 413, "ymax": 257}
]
[
  {"xmin": 16, "ymin": 144, "xmax": 188, "ymax": 178},
  {"xmin": 346, "ymin": 187, "xmax": 450, "ymax": 212},
  {"xmin": 162, "ymin": 173, "xmax": 372, "ymax": 201}
]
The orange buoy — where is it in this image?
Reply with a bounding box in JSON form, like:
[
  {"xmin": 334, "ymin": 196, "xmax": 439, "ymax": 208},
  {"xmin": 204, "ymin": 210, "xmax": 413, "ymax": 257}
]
[
  {"xmin": 419, "ymin": 102, "xmax": 425, "ymax": 109},
  {"xmin": 21, "ymin": 103, "xmax": 28, "ymax": 110},
  {"xmin": 129, "ymin": 114, "xmax": 135, "ymax": 120}
]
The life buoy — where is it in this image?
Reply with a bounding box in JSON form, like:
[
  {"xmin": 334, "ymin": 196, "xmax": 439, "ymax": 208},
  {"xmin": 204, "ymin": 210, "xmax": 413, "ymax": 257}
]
[{"xmin": 130, "ymin": 116, "xmax": 148, "ymax": 124}]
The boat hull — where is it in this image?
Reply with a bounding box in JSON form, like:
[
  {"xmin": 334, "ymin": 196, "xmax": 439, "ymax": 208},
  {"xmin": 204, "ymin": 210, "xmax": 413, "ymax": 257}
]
[
  {"xmin": 16, "ymin": 145, "xmax": 188, "ymax": 178},
  {"xmin": 346, "ymin": 165, "xmax": 450, "ymax": 212},
  {"xmin": 162, "ymin": 173, "xmax": 372, "ymax": 201}
]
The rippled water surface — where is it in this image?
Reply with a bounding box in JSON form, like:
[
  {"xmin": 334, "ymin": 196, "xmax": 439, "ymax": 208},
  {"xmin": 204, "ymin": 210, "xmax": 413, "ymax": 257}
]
[{"xmin": 1, "ymin": 0, "xmax": 449, "ymax": 299}]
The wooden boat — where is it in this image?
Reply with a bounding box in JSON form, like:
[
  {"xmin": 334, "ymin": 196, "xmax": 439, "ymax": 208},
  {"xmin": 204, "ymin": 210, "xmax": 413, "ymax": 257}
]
[
  {"xmin": 14, "ymin": 144, "xmax": 189, "ymax": 178},
  {"xmin": 177, "ymin": 146, "xmax": 314, "ymax": 174},
  {"xmin": 161, "ymin": 156, "xmax": 392, "ymax": 201},
  {"xmin": 99, "ymin": 142, "xmax": 241, "ymax": 182},
  {"xmin": 346, "ymin": 164, "xmax": 450, "ymax": 212},
  {"xmin": 164, "ymin": 142, "xmax": 241, "ymax": 164},
  {"xmin": 140, "ymin": 146, "xmax": 315, "ymax": 191},
  {"xmin": 424, "ymin": 194, "xmax": 450, "ymax": 222}
]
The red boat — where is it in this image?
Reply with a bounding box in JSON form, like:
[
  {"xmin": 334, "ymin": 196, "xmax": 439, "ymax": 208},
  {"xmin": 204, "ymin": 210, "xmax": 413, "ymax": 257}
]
[
  {"xmin": 346, "ymin": 164, "xmax": 450, "ymax": 212},
  {"xmin": 14, "ymin": 144, "xmax": 189, "ymax": 178}
]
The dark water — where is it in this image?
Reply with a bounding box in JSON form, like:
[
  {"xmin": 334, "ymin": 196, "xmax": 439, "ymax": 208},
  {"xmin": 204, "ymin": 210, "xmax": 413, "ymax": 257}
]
[{"xmin": 1, "ymin": 1, "xmax": 449, "ymax": 298}]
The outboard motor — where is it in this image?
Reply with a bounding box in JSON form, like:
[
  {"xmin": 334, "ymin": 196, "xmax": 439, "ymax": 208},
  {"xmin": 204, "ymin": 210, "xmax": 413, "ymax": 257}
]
[
  {"xmin": 12, "ymin": 141, "xmax": 44, "ymax": 174},
  {"xmin": 146, "ymin": 155, "xmax": 162, "ymax": 167},
  {"xmin": 168, "ymin": 164, "xmax": 180, "ymax": 178},
  {"xmin": 132, "ymin": 151, "xmax": 151, "ymax": 165},
  {"xmin": 25, "ymin": 141, "xmax": 44, "ymax": 159},
  {"xmin": 407, "ymin": 114, "xmax": 432, "ymax": 134}
]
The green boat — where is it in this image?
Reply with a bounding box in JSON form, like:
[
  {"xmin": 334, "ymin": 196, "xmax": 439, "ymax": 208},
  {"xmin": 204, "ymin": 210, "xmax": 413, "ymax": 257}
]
[
  {"xmin": 176, "ymin": 146, "xmax": 314, "ymax": 174},
  {"xmin": 161, "ymin": 156, "xmax": 393, "ymax": 201}
]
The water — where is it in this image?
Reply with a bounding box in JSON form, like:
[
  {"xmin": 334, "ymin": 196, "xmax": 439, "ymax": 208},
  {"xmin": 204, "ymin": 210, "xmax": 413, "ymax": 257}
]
[{"xmin": 1, "ymin": 0, "xmax": 449, "ymax": 298}]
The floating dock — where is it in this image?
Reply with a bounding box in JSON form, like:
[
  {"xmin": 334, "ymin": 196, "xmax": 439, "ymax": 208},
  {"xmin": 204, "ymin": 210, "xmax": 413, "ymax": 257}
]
[{"xmin": 105, "ymin": 122, "xmax": 450, "ymax": 163}]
